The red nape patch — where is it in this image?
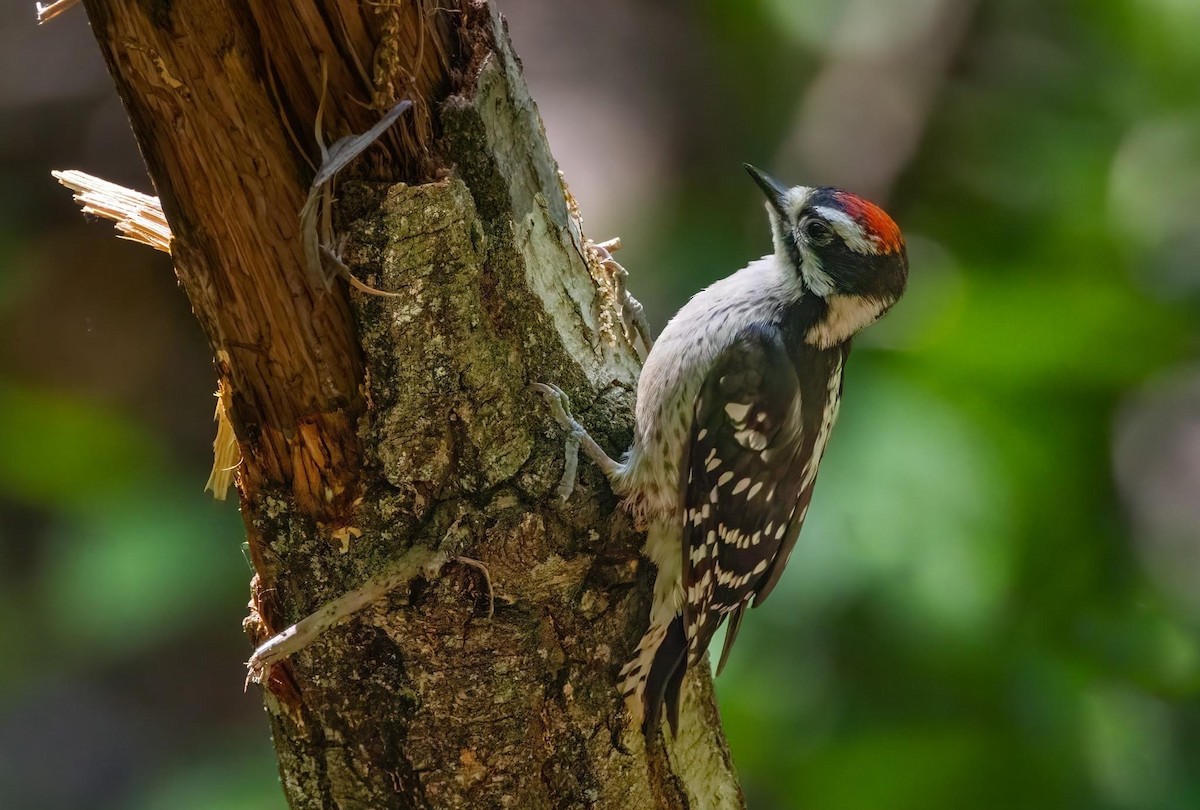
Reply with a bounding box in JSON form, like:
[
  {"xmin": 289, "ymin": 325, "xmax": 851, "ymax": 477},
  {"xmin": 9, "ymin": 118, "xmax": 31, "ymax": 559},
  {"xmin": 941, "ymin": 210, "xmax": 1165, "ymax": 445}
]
[{"xmin": 833, "ymin": 191, "xmax": 905, "ymax": 254}]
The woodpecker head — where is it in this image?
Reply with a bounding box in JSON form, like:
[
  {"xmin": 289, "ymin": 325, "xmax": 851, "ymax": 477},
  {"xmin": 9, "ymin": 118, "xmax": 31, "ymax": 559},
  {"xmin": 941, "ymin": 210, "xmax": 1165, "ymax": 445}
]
[{"xmin": 745, "ymin": 164, "xmax": 908, "ymax": 348}]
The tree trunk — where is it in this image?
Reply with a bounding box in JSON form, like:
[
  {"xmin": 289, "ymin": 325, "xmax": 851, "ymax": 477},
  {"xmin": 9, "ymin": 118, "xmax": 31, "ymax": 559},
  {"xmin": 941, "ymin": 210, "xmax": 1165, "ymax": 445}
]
[{"xmin": 76, "ymin": 1, "xmax": 744, "ymax": 807}]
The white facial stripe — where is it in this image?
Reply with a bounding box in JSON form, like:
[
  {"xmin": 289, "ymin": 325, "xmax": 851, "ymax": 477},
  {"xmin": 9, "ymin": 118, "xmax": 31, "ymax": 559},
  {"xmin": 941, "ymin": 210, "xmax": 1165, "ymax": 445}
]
[
  {"xmin": 805, "ymin": 293, "xmax": 887, "ymax": 348},
  {"xmin": 784, "ymin": 186, "xmax": 815, "ymax": 219},
  {"xmin": 812, "ymin": 205, "xmax": 878, "ymax": 255}
]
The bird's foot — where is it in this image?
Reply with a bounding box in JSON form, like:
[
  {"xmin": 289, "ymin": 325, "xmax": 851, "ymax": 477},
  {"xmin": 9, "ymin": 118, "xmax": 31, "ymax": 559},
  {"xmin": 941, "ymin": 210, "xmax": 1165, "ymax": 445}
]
[{"xmin": 530, "ymin": 382, "xmax": 585, "ymax": 500}]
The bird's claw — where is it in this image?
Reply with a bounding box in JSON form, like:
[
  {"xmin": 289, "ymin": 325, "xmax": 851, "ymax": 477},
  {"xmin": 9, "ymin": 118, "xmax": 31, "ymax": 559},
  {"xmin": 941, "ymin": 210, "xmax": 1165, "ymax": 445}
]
[
  {"xmin": 530, "ymin": 382, "xmax": 574, "ymax": 427},
  {"xmin": 530, "ymin": 382, "xmax": 582, "ymax": 501}
]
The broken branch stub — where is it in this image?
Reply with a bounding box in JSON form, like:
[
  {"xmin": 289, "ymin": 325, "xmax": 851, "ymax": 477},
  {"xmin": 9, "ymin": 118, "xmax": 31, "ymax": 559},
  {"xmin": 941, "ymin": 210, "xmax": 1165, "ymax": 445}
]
[
  {"xmin": 52, "ymin": 170, "xmax": 171, "ymax": 253},
  {"xmin": 35, "ymin": 0, "xmax": 80, "ymax": 25}
]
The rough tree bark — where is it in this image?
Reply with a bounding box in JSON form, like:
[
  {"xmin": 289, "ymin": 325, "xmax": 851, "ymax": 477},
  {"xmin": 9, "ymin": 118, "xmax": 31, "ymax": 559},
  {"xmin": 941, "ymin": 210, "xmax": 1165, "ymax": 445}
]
[{"xmin": 69, "ymin": 1, "xmax": 744, "ymax": 807}]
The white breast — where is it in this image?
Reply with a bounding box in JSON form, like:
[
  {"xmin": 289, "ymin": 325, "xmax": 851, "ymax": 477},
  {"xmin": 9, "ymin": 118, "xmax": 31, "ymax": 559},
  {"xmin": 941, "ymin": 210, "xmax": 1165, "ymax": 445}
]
[{"xmin": 613, "ymin": 255, "xmax": 804, "ymax": 518}]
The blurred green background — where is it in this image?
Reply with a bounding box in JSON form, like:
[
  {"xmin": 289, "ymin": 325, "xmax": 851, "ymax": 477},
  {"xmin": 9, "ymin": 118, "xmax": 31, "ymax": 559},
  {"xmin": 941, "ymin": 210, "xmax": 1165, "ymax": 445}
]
[{"xmin": 2, "ymin": 0, "xmax": 1199, "ymax": 807}]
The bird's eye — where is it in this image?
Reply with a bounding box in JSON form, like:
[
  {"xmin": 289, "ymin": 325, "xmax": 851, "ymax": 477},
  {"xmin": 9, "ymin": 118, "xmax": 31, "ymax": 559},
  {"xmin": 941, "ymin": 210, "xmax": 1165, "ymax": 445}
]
[{"xmin": 803, "ymin": 219, "xmax": 834, "ymax": 246}]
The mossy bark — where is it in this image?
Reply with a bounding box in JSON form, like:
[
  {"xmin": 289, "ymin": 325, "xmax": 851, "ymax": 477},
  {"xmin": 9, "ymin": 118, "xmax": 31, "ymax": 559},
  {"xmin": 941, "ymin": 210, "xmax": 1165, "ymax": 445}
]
[{"xmin": 79, "ymin": 1, "xmax": 744, "ymax": 807}]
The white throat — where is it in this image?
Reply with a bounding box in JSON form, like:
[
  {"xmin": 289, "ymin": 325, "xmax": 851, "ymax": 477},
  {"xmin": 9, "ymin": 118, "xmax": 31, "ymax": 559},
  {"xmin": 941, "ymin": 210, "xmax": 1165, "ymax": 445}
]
[{"xmin": 805, "ymin": 294, "xmax": 887, "ymax": 348}]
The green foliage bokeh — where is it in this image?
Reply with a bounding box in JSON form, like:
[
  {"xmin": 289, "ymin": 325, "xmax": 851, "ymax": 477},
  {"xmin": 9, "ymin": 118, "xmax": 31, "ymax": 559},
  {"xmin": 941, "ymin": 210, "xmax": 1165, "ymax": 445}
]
[{"xmin": 2, "ymin": 1, "xmax": 1198, "ymax": 808}]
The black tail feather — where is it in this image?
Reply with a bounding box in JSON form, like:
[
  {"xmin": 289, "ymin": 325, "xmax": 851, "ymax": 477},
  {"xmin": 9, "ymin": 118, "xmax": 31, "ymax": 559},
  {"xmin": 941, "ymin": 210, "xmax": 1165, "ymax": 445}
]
[
  {"xmin": 715, "ymin": 604, "xmax": 746, "ymax": 676},
  {"xmin": 664, "ymin": 653, "xmax": 685, "ymax": 737},
  {"xmin": 642, "ymin": 615, "xmax": 687, "ymax": 738}
]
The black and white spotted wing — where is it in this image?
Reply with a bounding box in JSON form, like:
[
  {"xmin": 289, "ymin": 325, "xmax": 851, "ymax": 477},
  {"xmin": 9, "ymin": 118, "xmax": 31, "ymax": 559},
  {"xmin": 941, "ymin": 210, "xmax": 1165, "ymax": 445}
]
[{"xmin": 680, "ymin": 324, "xmax": 844, "ymax": 670}]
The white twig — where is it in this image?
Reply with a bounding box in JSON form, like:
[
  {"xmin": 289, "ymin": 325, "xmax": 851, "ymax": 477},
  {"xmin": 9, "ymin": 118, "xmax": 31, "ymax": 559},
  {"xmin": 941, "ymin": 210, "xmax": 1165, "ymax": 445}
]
[
  {"xmin": 246, "ymin": 547, "xmax": 448, "ymax": 686},
  {"xmin": 36, "ymin": 0, "xmax": 80, "ymax": 24}
]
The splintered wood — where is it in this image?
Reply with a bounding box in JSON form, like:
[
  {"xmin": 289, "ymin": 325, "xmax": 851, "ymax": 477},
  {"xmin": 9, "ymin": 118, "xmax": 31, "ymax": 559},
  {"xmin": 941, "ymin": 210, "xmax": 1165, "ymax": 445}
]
[
  {"xmin": 204, "ymin": 380, "xmax": 240, "ymax": 501},
  {"xmin": 52, "ymin": 170, "xmax": 171, "ymax": 252},
  {"xmin": 73, "ymin": 0, "xmax": 462, "ymax": 525},
  {"xmin": 35, "ymin": 0, "xmax": 79, "ymax": 24},
  {"xmin": 53, "ymin": 170, "xmax": 244, "ymax": 501}
]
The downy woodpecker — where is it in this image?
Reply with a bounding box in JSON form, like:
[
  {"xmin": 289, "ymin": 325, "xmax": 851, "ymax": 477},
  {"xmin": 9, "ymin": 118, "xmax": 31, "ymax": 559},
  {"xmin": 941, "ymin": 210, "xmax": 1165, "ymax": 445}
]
[{"xmin": 534, "ymin": 165, "xmax": 908, "ymax": 736}]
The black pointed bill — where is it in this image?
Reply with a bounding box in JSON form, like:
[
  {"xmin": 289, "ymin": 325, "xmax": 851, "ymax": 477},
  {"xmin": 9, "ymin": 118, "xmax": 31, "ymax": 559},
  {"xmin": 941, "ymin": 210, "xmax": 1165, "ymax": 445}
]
[{"xmin": 744, "ymin": 163, "xmax": 789, "ymax": 217}]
